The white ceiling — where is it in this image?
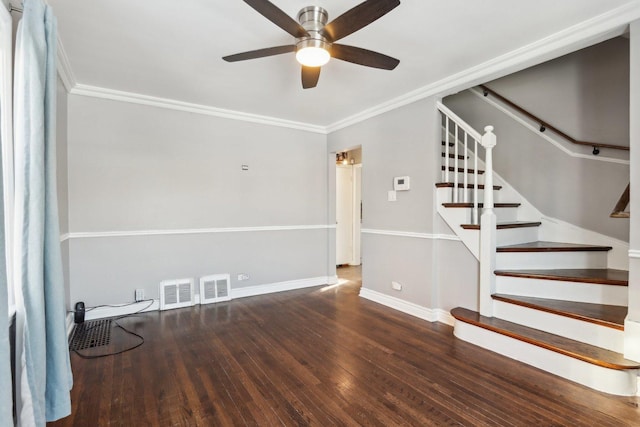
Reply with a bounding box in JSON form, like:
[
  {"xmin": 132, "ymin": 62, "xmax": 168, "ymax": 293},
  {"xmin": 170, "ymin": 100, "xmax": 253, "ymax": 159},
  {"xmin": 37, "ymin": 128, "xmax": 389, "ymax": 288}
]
[{"xmin": 48, "ymin": 0, "xmax": 636, "ymax": 127}]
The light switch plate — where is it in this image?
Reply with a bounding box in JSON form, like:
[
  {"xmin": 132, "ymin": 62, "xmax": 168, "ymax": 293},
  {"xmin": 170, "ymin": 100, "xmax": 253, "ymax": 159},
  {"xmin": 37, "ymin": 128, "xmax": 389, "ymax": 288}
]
[{"xmin": 388, "ymin": 190, "xmax": 397, "ymax": 202}]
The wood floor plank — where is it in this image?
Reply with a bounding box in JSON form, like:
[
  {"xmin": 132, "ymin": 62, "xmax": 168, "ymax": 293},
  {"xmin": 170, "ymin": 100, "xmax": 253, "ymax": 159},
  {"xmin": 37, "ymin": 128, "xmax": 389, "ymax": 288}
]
[{"xmin": 49, "ymin": 267, "xmax": 640, "ymax": 426}]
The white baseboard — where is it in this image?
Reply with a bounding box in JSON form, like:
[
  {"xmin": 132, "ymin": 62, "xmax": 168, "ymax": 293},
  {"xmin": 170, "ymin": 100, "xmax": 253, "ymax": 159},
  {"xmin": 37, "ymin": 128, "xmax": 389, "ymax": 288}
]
[
  {"xmin": 76, "ymin": 276, "xmax": 336, "ymax": 321},
  {"xmin": 436, "ymin": 309, "xmax": 455, "ymax": 326},
  {"xmin": 359, "ymin": 288, "xmax": 437, "ymax": 322},
  {"xmin": 231, "ymin": 276, "xmax": 333, "ymax": 299},
  {"xmin": 84, "ymin": 299, "xmax": 160, "ymax": 321}
]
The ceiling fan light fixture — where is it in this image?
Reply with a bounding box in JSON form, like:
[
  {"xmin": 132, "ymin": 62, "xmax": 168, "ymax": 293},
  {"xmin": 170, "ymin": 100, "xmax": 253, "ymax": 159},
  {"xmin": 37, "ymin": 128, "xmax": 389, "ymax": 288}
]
[{"xmin": 296, "ymin": 39, "xmax": 331, "ymax": 67}]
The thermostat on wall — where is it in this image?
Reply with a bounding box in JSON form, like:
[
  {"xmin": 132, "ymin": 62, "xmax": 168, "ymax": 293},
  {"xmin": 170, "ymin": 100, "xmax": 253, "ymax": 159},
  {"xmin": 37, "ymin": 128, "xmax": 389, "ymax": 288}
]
[{"xmin": 394, "ymin": 176, "xmax": 410, "ymax": 191}]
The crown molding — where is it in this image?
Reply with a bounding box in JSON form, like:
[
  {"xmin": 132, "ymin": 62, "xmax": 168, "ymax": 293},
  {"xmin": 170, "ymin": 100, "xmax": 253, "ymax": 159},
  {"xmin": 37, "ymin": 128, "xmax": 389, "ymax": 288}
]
[
  {"xmin": 70, "ymin": 84, "xmax": 327, "ymax": 134},
  {"xmin": 325, "ymin": 1, "xmax": 640, "ymax": 133},
  {"xmin": 55, "ymin": 0, "xmax": 640, "ymax": 135},
  {"xmin": 56, "ymin": 35, "xmax": 76, "ymax": 92}
]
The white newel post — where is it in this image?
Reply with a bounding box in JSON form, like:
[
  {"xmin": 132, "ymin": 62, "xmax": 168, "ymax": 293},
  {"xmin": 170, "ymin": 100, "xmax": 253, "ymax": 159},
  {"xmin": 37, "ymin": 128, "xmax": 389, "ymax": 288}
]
[{"xmin": 479, "ymin": 126, "xmax": 497, "ymax": 317}]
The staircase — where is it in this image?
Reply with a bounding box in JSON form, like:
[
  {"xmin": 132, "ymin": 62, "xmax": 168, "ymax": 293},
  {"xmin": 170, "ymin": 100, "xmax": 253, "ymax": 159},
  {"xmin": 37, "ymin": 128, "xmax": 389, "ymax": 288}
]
[{"xmin": 436, "ymin": 102, "xmax": 639, "ymax": 396}]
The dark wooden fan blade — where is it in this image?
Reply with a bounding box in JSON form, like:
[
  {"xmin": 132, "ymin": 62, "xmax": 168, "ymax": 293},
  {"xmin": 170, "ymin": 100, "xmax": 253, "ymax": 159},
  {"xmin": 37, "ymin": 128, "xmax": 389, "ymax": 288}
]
[
  {"xmin": 223, "ymin": 45, "xmax": 295, "ymax": 62},
  {"xmin": 243, "ymin": 0, "xmax": 309, "ymax": 38},
  {"xmin": 322, "ymin": 0, "xmax": 400, "ymax": 42},
  {"xmin": 301, "ymin": 66, "xmax": 321, "ymax": 89},
  {"xmin": 331, "ymin": 44, "xmax": 399, "ymax": 70}
]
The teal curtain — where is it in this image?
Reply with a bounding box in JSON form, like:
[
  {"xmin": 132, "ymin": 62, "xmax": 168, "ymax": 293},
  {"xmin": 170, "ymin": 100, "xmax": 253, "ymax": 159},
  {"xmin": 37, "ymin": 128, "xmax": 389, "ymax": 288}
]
[
  {"xmin": 13, "ymin": 0, "xmax": 72, "ymax": 424},
  {"xmin": 0, "ymin": 4, "xmax": 12, "ymax": 425},
  {"xmin": 0, "ymin": 93, "xmax": 12, "ymax": 424}
]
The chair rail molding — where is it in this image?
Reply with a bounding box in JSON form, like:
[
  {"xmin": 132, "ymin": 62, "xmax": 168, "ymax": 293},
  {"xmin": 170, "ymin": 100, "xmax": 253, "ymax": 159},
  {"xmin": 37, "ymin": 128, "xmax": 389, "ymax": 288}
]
[{"xmin": 64, "ymin": 224, "xmax": 336, "ymax": 240}]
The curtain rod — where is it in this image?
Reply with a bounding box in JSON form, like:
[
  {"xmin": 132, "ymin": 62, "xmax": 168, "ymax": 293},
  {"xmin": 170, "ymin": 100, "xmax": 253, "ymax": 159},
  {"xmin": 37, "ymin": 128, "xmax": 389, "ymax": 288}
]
[{"xmin": 10, "ymin": 5, "xmax": 23, "ymax": 13}]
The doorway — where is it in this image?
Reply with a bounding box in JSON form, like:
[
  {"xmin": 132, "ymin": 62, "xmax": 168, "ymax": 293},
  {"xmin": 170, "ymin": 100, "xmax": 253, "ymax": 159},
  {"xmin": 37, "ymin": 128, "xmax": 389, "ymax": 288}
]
[{"xmin": 335, "ymin": 148, "xmax": 362, "ymax": 286}]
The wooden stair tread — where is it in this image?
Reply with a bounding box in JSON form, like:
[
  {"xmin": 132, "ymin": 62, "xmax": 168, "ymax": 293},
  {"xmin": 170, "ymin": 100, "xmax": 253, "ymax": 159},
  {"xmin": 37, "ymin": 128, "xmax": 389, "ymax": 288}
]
[
  {"xmin": 451, "ymin": 307, "xmax": 639, "ymax": 370},
  {"xmin": 497, "ymin": 241, "xmax": 612, "ymax": 252},
  {"xmin": 461, "ymin": 221, "xmax": 541, "ymax": 230},
  {"xmin": 435, "ymin": 182, "xmax": 502, "ymax": 190},
  {"xmin": 492, "ymin": 294, "xmax": 626, "ymax": 330},
  {"xmin": 443, "ymin": 202, "xmax": 520, "ymax": 208},
  {"xmin": 494, "ymin": 269, "xmax": 628, "ymax": 286},
  {"xmin": 441, "ymin": 166, "xmax": 485, "ymax": 174}
]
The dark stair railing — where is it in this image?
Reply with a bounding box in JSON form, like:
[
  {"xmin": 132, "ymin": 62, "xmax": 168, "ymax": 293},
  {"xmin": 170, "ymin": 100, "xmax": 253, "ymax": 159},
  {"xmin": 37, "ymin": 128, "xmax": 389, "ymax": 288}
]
[
  {"xmin": 480, "ymin": 85, "xmax": 629, "ymax": 155},
  {"xmin": 610, "ymin": 183, "xmax": 630, "ymax": 218}
]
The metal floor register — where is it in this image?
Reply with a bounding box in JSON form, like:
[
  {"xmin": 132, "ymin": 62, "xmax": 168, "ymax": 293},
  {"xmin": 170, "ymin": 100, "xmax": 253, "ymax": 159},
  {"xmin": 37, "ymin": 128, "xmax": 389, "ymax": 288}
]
[{"xmin": 69, "ymin": 319, "xmax": 112, "ymax": 351}]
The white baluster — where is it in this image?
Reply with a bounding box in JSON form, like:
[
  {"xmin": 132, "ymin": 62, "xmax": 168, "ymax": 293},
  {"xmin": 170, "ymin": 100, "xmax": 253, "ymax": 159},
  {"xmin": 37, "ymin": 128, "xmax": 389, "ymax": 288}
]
[
  {"xmin": 473, "ymin": 138, "xmax": 478, "ymax": 224},
  {"xmin": 445, "ymin": 117, "xmax": 450, "ymax": 183},
  {"xmin": 463, "ymin": 133, "xmax": 468, "ymax": 203},
  {"xmin": 453, "ymin": 124, "xmax": 459, "ymax": 202},
  {"xmin": 479, "ymin": 125, "xmax": 497, "ymax": 317}
]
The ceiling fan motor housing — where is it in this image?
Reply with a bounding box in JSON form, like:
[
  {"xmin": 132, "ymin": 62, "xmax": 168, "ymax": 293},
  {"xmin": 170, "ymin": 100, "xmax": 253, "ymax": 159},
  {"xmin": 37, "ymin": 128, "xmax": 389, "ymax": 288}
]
[{"xmin": 296, "ymin": 6, "xmax": 331, "ymax": 54}]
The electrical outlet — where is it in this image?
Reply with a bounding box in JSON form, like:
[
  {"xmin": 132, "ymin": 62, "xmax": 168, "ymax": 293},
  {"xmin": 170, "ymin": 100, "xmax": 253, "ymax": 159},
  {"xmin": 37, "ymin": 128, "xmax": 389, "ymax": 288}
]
[
  {"xmin": 135, "ymin": 289, "xmax": 145, "ymax": 302},
  {"xmin": 237, "ymin": 273, "xmax": 249, "ymax": 281},
  {"xmin": 391, "ymin": 281, "xmax": 402, "ymax": 291}
]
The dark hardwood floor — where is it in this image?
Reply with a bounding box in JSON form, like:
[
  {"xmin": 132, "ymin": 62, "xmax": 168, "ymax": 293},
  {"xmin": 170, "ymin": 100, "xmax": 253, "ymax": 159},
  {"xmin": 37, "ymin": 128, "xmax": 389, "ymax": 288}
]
[{"xmin": 49, "ymin": 275, "xmax": 640, "ymax": 426}]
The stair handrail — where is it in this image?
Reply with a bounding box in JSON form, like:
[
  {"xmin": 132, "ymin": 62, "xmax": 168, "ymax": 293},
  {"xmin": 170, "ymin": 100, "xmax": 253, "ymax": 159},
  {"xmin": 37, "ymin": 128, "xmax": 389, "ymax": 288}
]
[
  {"xmin": 479, "ymin": 85, "xmax": 629, "ymax": 154},
  {"xmin": 610, "ymin": 183, "xmax": 630, "ymax": 218}
]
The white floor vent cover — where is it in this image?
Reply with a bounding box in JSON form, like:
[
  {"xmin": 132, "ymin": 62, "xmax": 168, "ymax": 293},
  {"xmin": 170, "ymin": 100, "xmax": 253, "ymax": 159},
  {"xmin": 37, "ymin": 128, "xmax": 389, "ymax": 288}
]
[
  {"xmin": 199, "ymin": 274, "xmax": 232, "ymax": 305},
  {"xmin": 159, "ymin": 278, "xmax": 195, "ymax": 311}
]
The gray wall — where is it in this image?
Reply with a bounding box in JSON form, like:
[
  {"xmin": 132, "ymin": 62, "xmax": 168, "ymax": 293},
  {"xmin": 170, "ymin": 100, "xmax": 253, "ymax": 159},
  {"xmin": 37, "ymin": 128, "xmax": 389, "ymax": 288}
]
[
  {"xmin": 66, "ymin": 95, "xmax": 329, "ymax": 307},
  {"xmin": 484, "ymin": 37, "xmax": 629, "ymax": 147},
  {"xmin": 444, "ymin": 39, "xmax": 629, "ymax": 241},
  {"xmin": 328, "ymin": 97, "xmax": 478, "ymax": 310}
]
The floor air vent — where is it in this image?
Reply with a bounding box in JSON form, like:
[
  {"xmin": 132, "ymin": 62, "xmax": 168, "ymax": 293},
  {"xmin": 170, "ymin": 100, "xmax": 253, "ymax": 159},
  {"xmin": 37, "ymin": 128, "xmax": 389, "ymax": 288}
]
[
  {"xmin": 199, "ymin": 274, "xmax": 232, "ymax": 305},
  {"xmin": 159, "ymin": 278, "xmax": 195, "ymax": 310},
  {"xmin": 69, "ymin": 319, "xmax": 112, "ymax": 351}
]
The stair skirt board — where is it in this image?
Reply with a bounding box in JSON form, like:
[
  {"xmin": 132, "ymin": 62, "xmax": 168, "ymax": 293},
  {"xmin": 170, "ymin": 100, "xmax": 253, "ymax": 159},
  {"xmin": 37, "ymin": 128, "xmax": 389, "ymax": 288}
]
[
  {"xmin": 453, "ymin": 320, "xmax": 638, "ymax": 396},
  {"xmin": 496, "ymin": 251, "xmax": 608, "ymax": 270},
  {"xmin": 495, "ymin": 277, "xmax": 628, "ymax": 306},
  {"xmin": 494, "ymin": 227, "xmax": 540, "ymax": 246},
  {"xmin": 493, "ymin": 300, "xmax": 624, "ymax": 353}
]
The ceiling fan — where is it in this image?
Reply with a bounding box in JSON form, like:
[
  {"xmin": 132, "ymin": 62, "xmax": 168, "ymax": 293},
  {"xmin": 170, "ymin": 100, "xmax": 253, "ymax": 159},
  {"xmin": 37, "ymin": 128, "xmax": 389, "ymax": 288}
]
[{"xmin": 223, "ymin": 0, "xmax": 401, "ymax": 89}]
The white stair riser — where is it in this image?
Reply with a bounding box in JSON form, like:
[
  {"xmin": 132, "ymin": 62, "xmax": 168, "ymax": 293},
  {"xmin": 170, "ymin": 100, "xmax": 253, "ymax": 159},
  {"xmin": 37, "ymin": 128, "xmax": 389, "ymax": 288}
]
[
  {"xmin": 495, "ymin": 276, "xmax": 628, "ymax": 306},
  {"xmin": 494, "ymin": 300, "xmax": 624, "ymax": 353},
  {"xmin": 496, "ymin": 227, "xmax": 539, "ymax": 246},
  {"xmin": 496, "ymin": 251, "xmax": 608, "ymax": 269},
  {"xmin": 446, "ymin": 188, "xmax": 506, "ymax": 204},
  {"xmin": 436, "ymin": 187, "xmax": 503, "ymax": 204},
  {"xmin": 441, "ymin": 172, "xmax": 486, "ymax": 187},
  {"xmin": 454, "ymin": 321, "xmax": 638, "ymax": 396},
  {"xmin": 440, "ymin": 206, "xmax": 519, "ymax": 225}
]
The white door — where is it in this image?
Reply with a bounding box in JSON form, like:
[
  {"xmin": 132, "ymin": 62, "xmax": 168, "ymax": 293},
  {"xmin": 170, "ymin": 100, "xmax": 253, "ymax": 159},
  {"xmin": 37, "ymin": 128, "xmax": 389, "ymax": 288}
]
[
  {"xmin": 352, "ymin": 165, "xmax": 362, "ymax": 266},
  {"xmin": 336, "ymin": 165, "xmax": 353, "ymax": 265}
]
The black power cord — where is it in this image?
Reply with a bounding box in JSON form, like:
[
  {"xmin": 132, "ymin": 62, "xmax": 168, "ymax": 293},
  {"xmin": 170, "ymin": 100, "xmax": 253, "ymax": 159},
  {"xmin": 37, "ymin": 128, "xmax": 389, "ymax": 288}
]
[{"xmin": 71, "ymin": 299, "xmax": 154, "ymax": 359}]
